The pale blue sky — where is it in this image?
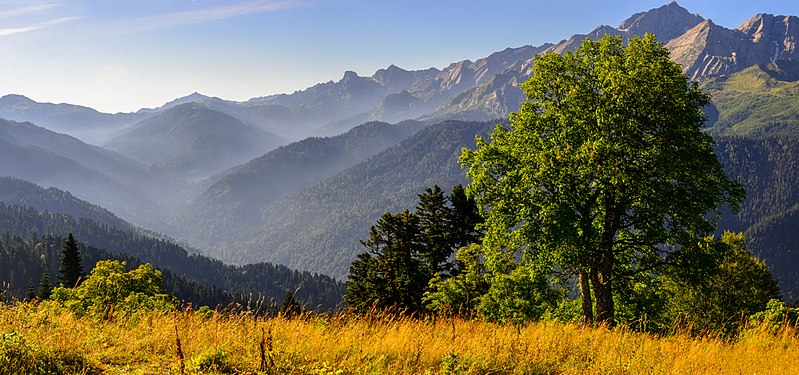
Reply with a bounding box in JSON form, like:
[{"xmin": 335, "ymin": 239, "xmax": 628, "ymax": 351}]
[{"xmin": 1, "ymin": 0, "xmax": 797, "ymax": 113}]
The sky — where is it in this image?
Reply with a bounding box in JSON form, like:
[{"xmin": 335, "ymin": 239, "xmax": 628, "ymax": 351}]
[{"xmin": 1, "ymin": 0, "xmax": 798, "ymax": 113}]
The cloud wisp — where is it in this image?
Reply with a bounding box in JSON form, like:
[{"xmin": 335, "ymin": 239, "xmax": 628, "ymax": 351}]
[
  {"xmin": 110, "ymin": 0, "xmax": 304, "ymax": 34},
  {"xmin": 0, "ymin": 16, "xmax": 81, "ymax": 37},
  {"xmin": 0, "ymin": 3, "xmax": 58, "ymax": 20}
]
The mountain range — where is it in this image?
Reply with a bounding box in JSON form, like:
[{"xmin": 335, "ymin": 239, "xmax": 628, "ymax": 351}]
[{"xmin": 2, "ymin": 2, "xmax": 799, "ymax": 301}]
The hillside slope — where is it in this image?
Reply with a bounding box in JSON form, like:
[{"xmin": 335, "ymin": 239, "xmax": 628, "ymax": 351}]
[{"xmin": 193, "ymin": 120, "xmax": 495, "ymax": 278}]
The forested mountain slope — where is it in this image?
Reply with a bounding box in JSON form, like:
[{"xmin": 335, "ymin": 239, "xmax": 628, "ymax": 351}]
[
  {"xmin": 192, "ymin": 120, "xmax": 495, "ymax": 278},
  {"xmin": 0, "ymin": 203, "xmax": 344, "ymax": 309},
  {"xmin": 0, "ymin": 176, "xmax": 130, "ymax": 230},
  {"xmin": 0, "ymin": 178, "xmax": 345, "ymax": 309},
  {"xmin": 174, "ymin": 120, "xmax": 426, "ymax": 249},
  {"xmin": 0, "ymin": 118, "xmax": 158, "ymax": 224}
]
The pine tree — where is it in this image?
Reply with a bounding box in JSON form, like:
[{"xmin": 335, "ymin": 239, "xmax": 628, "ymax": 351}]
[
  {"xmin": 25, "ymin": 280, "xmax": 36, "ymax": 301},
  {"xmin": 447, "ymin": 184, "xmax": 482, "ymax": 250},
  {"xmin": 280, "ymin": 290, "xmax": 304, "ymax": 317},
  {"xmin": 38, "ymin": 270, "xmax": 52, "ymax": 300},
  {"xmin": 58, "ymin": 233, "xmax": 84, "ymax": 288},
  {"xmin": 416, "ymin": 185, "xmax": 452, "ymax": 274}
]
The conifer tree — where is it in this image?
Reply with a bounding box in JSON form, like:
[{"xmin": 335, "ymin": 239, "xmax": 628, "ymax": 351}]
[
  {"xmin": 416, "ymin": 185, "xmax": 452, "ymax": 274},
  {"xmin": 25, "ymin": 280, "xmax": 36, "ymax": 301},
  {"xmin": 280, "ymin": 290, "xmax": 304, "ymax": 317},
  {"xmin": 58, "ymin": 233, "xmax": 84, "ymax": 288},
  {"xmin": 38, "ymin": 270, "xmax": 52, "ymax": 299}
]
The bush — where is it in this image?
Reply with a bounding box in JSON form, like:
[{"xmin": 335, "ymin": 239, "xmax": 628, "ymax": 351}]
[
  {"xmin": 748, "ymin": 299, "xmax": 799, "ymax": 333},
  {"xmin": 51, "ymin": 260, "xmax": 175, "ymax": 319},
  {"xmin": 190, "ymin": 347, "xmax": 237, "ymax": 373}
]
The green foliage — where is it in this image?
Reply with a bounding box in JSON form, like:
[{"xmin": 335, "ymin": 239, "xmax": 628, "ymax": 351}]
[
  {"xmin": 51, "ymin": 260, "xmax": 176, "ymax": 319},
  {"xmin": 57, "ymin": 233, "xmax": 83, "ymax": 288},
  {"xmin": 0, "ymin": 331, "xmax": 99, "ymax": 375},
  {"xmin": 345, "ymin": 185, "xmax": 483, "ymax": 314},
  {"xmin": 190, "ymin": 347, "xmax": 237, "ymax": 374},
  {"xmin": 424, "ymin": 244, "xmax": 488, "ymax": 315},
  {"xmin": 461, "ymin": 34, "xmax": 744, "ymax": 324},
  {"xmin": 25, "ymin": 280, "xmax": 36, "ymax": 301},
  {"xmin": 345, "ymin": 211, "xmax": 428, "ymax": 314},
  {"xmin": 476, "ymin": 263, "xmax": 560, "ymax": 324},
  {"xmin": 748, "ymin": 299, "xmax": 799, "ymax": 333},
  {"xmin": 663, "ymin": 232, "xmax": 781, "ymax": 334},
  {"xmin": 37, "ymin": 271, "xmax": 51, "ymax": 300}
]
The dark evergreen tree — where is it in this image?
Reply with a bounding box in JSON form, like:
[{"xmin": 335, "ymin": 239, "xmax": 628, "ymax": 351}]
[
  {"xmin": 25, "ymin": 280, "xmax": 36, "ymax": 301},
  {"xmin": 345, "ymin": 211, "xmax": 427, "ymax": 314},
  {"xmin": 280, "ymin": 290, "xmax": 305, "ymax": 317},
  {"xmin": 447, "ymin": 184, "xmax": 482, "ymax": 250},
  {"xmin": 346, "ymin": 185, "xmax": 485, "ymax": 315},
  {"xmin": 416, "ymin": 185, "xmax": 453, "ymax": 274},
  {"xmin": 38, "ymin": 270, "xmax": 52, "ymax": 300},
  {"xmin": 57, "ymin": 233, "xmax": 84, "ymax": 288}
]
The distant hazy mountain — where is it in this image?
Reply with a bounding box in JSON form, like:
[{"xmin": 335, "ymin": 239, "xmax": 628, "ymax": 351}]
[
  {"xmin": 105, "ymin": 103, "xmax": 282, "ymax": 180},
  {"xmin": 0, "ymin": 118, "xmax": 157, "ymax": 222},
  {"xmin": 173, "ymin": 120, "xmax": 426, "ymax": 252},
  {"xmin": 0, "ymin": 94, "xmax": 147, "ymax": 144},
  {"xmin": 185, "ymin": 120, "xmax": 495, "ymax": 277}
]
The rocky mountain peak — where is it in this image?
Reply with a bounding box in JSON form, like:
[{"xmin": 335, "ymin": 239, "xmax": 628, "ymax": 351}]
[
  {"xmin": 618, "ymin": 1, "xmax": 704, "ymax": 42},
  {"xmin": 737, "ymin": 14, "xmax": 799, "ymax": 59},
  {"xmin": 0, "ymin": 94, "xmax": 35, "ymax": 105},
  {"xmin": 341, "ymin": 70, "xmax": 360, "ymax": 82}
]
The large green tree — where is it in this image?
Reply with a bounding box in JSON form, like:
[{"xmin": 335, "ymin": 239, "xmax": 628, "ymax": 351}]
[{"xmin": 461, "ymin": 34, "xmax": 745, "ymax": 325}]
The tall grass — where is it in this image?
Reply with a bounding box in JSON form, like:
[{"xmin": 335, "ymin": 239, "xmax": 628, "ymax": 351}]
[{"xmin": 1, "ymin": 301, "xmax": 798, "ymax": 374}]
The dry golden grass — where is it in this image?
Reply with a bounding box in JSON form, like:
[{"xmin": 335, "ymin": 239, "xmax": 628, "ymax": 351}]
[{"xmin": 2, "ymin": 301, "xmax": 798, "ymax": 374}]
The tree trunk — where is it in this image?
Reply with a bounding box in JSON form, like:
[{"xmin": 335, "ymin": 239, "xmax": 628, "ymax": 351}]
[
  {"xmin": 592, "ymin": 257, "xmax": 614, "ymax": 325},
  {"xmin": 593, "ymin": 231, "xmax": 616, "ymax": 325},
  {"xmin": 578, "ymin": 269, "xmax": 594, "ymax": 326},
  {"xmin": 592, "ymin": 195, "xmax": 619, "ymax": 325}
]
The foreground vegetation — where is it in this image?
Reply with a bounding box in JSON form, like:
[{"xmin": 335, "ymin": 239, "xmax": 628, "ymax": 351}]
[{"xmin": 1, "ymin": 301, "xmax": 798, "ymax": 374}]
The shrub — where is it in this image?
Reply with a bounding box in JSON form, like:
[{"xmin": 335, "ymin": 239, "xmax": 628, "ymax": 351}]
[{"xmin": 51, "ymin": 260, "xmax": 175, "ymax": 319}]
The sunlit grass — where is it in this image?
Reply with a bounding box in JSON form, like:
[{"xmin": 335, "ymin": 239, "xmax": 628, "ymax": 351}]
[{"xmin": 1, "ymin": 301, "xmax": 798, "ymax": 374}]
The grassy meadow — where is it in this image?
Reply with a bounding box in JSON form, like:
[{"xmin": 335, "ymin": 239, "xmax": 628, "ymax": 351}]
[{"xmin": 1, "ymin": 302, "xmax": 799, "ymax": 374}]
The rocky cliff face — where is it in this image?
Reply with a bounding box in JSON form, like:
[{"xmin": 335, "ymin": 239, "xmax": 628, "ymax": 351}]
[{"xmin": 737, "ymin": 14, "xmax": 799, "ymax": 60}]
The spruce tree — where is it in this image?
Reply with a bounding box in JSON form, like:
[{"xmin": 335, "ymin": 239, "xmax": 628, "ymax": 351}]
[
  {"xmin": 58, "ymin": 233, "xmax": 84, "ymax": 288},
  {"xmin": 25, "ymin": 280, "xmax": 36, "ymax": 301},
  {"xmin": 416, "ymin": 185, "xmax": 452, "ymax": 274},
  {"xmin": 38, "ymin": 270, "xmax": 52, "ymax": 299}
]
